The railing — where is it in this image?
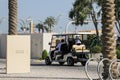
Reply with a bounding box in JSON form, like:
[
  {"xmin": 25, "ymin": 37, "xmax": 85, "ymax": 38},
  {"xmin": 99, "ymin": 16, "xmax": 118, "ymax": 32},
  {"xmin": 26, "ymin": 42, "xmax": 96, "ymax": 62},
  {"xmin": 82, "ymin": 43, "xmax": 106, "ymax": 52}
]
[{"xmin": 85, "ymin": 58, "xmax": 120, "ymax": 80}]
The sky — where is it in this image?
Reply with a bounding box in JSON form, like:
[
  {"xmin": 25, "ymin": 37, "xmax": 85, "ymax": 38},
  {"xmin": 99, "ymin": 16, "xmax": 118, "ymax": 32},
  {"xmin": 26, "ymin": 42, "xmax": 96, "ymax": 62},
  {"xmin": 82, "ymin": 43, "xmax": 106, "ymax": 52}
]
[{"xmin": 0, "ymin": 0, "xmax": 101, "ymax": 34}]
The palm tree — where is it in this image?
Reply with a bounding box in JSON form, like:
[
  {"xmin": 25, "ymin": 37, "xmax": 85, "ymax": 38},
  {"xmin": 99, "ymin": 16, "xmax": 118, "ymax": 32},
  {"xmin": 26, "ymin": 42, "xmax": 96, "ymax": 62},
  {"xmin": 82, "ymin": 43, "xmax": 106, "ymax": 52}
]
[
  {"xmin": 69, "ymin": 0, "xmax": 100, "ymax": 38},
  {"xmin": 44, "ymin": 16, "xmax": 56, "ymax": 32},
  {"xmin": 96, "ymin": 0, "xmax": 120, "ymax": 34},
  {"xmin": 20, "ymin": 27, "xmax": 29, "ymax": 33},
  {"xmin": 8, "ymin": 0, "xmax": 18, "ymax": 35},
  {"xmin": 36, "ymin": 21, "xmax": 49, "ymax": 33},
  {"xmin": 19, "ymin": 19, "xmax": 29, "ymax": 33},
  {"xmin": 101, "ymin": 0, "xmax": 118, "ymax": 79}
]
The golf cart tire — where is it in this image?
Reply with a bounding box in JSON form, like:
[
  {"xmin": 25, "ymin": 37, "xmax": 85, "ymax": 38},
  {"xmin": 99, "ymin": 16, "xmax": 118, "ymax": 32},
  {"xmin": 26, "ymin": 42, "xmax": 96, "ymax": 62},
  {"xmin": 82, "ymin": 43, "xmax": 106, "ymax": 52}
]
[
  {"xmin": 67, "ymin": 57, "xmax": 74, "ymax": 66},
  {"xmin": 81, "ymin": 61, "xmax": 86, "ymax": 66},
  {"xmin": 59, "ymin": 62, "xmax": 65, "ymax": 65},
  {"xmin": 45, "ymin": 57, "xmax": 51, "ymax": 65}
]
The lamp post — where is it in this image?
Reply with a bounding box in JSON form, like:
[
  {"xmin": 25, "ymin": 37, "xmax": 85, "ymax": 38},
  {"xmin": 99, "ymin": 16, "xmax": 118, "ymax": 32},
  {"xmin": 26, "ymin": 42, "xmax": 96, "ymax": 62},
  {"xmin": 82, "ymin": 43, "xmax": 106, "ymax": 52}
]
[
  {"xmin": 26, "ymin": 17, "xmax": 34, "ymax": 34},
  {"xmin": 65, "ymin": 21, "xmax": 75, "ymax": 33}
]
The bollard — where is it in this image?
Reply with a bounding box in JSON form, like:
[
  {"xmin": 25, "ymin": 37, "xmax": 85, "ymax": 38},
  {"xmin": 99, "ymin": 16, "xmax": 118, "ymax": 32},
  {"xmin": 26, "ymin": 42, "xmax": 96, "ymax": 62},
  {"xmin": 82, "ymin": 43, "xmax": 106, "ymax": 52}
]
[
  {"xmin": 85, "ymin": 58, "xmax": 120, "ymax": 80},
  {"xmin": 109, "ymin": 59, "xmax": 120, "ymax": 80},
  {"xmin": 97, "ymin": 58, "xmax": 111, "ymax": 80},
  {"xmin": 85, "ymin": 58, "xmax": 99, "ymax": 80}
]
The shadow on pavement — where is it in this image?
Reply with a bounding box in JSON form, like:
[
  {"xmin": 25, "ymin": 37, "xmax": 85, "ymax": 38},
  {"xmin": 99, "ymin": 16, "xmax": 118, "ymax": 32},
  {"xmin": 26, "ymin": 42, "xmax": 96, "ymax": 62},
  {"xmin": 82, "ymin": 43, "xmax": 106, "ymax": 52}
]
[
  {"xmin": 0, "ymin": 76, "xmax": 89, "ymax": 80},
  {"xmin": 0, "ymin": 72, "xmax": 6, "ymax": 74},
  {"xmin": 0, "ymin": 67, "xmax": 6, "ymax": 74},
  {"xmin": 31, "ymin": 63, "xmax": 83, "ymax": 67}
]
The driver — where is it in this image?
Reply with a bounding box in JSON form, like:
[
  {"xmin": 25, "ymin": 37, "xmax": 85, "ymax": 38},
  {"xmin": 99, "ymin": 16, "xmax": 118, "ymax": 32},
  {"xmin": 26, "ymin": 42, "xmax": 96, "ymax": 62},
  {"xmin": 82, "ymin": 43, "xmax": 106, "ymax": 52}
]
[
  {"xmin": 54, "ymin": 39, "xmax": 66, "ymax": 59},
  {"xmin": 55, "ymin": 39, "xmax": 65, "ymax": 51}
]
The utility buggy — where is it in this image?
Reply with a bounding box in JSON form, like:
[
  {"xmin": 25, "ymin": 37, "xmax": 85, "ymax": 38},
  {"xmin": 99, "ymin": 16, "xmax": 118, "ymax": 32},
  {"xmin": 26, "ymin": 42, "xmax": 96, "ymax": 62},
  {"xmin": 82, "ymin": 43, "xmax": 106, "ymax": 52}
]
[{"xmin": 45, "ymin": 33, "xmax": 90, "ymax": 66}]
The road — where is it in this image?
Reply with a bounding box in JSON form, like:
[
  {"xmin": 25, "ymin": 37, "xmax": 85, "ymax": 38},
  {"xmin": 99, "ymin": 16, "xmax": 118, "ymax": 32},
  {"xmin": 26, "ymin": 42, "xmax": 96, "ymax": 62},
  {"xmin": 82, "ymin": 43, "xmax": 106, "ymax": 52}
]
[{"xmin": 0, "ymin": 59, "xmax": 100, "ymax": 80}]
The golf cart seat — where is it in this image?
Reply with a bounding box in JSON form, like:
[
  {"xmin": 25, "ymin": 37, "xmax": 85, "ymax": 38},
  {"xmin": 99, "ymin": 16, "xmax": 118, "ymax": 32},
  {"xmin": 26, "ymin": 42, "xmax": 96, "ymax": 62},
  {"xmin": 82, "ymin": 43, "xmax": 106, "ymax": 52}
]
[
  {"xmin": 56, "ymin": 43, "xmax": 69, "ymax": 55},
  {"xmin": 54, "ymin": 43, "xmax": 69, "ymax": 60},
  {"xmin": 60, "ymin": 43, "xmax": 69, "ymax": 53},
  {"xmin": 72, "ymin": 44, "xmax": 89, "ymax": 53}
]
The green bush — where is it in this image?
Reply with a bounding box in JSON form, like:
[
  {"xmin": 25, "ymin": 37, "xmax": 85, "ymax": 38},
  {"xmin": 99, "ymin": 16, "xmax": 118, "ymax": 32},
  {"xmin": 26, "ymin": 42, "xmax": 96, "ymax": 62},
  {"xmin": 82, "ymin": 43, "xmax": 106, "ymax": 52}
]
[
  {"xmin": 91, "ymin": 45, "xmax": 101, "ymax": 53},
  {"xmin": 42, "ymin": 50, "xmax": 48, "ymax": 60},
  {"xmin": 116, "ymin": 49, "xmax": 120, "ymax": 59},
  {"xmin": 117, "ymin": 45, "xmax": 120, "ymax": 50},
  {"xmin": 39, "ymin": 57, "xmax": 42, "ymax": 60}
]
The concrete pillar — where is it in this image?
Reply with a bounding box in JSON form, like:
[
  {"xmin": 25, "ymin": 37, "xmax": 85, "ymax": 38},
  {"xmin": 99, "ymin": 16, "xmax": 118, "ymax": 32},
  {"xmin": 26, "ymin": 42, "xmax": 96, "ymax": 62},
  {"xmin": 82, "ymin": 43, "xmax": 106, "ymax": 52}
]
[{"xmin": 30, "ymin": 20, "xmax": 34, "ymax": 33}]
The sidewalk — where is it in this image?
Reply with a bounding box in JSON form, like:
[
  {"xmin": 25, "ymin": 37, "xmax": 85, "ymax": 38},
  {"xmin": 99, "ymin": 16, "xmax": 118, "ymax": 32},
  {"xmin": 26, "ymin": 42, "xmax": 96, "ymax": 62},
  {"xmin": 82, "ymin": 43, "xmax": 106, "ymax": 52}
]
[{"xmin": 0, "ymin": 59, "xmax": 96, "ymax": 80}]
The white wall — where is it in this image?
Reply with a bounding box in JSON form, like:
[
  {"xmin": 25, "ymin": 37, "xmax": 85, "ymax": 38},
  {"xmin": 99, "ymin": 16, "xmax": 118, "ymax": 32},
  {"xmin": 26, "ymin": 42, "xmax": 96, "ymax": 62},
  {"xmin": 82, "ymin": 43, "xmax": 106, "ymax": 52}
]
[
  {"xmin": 31, "ymin": 33, "xmax": 43, "ymax": 59},
  {"xmin": 0, "ymin": 33, "xmax": 55, "ymax": 59},
  {"xmin": 31, "ymin": 33, "xmax": 54, "ymax": 59},
  {"xmin": 43, "ymin": 33, "xmax": 53, "ymax": 53}
]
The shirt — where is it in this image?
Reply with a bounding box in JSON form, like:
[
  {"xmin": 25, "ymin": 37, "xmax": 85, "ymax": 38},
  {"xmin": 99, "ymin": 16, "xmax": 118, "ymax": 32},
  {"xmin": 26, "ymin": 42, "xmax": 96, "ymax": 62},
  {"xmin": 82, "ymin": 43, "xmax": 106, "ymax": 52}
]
[
  {"xmin": 75, "ymin": 39, "xmax": 81, "ymax": 44},
  {"xmin": 56, "ymin": 42, "xmax": 65, "ymax": 51}
]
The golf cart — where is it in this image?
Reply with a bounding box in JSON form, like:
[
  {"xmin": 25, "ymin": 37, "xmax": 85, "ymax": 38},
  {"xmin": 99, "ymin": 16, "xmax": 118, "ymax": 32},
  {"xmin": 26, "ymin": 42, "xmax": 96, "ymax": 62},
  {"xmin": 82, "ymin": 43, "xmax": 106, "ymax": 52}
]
[{"xmin": 45, "ymin": 33, "xmax": 90, "ymax": 66}]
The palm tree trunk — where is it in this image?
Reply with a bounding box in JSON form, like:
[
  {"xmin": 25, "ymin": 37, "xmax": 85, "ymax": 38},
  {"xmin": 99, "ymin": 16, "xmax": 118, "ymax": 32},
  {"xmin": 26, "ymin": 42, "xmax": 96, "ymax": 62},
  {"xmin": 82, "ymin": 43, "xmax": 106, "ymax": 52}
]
[
  {"xmin": 91, "ymin": 0, "xmax": 99, "ymax": 43},
  {"xmin": 91, "ymin": 13, "xmax": 99, "ymax": 44},
  {"xmin": 38, "ymin": 28, "xmax": 40, "ymax": 33},
  {"xmin": 49, "ymin": 25, "xmax": 51, "ymax": 33},
  {"xmin": 42, "ymin": 29, "xmax": 44, "ymax": 33},
  {"xmin": 8, "ymin": 0, "xmax": 18, "ymax": 35},
  {"xmin": 90, "ymin": 0, "xmax": 99, "ymax": 37},
  {"xmin": 91, "ymin": 14, "xmax": 99, "ymax": 37},
  {"xmin": 102, "ymin": 0, "xmax": 118, "ymax": 79}
]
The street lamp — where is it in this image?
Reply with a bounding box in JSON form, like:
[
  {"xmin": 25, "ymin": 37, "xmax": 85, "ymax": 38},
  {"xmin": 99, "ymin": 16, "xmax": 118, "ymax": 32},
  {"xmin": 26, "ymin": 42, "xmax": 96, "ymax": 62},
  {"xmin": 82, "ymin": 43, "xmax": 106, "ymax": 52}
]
[
  {"xmin": 65, "ymin": 21, "xmax": 75, "ymax": 33},
  {"xmin": 26, "ymin": 17, "xmax": 34, "ymax": 33}
]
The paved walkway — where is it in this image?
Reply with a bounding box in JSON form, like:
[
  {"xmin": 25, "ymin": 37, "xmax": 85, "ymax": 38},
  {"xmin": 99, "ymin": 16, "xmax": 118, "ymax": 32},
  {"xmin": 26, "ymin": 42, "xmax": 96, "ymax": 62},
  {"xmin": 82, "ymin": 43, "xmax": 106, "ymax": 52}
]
[{"xmin": 0, "ymin": 59, "xmax": 99, "ymax": 80}]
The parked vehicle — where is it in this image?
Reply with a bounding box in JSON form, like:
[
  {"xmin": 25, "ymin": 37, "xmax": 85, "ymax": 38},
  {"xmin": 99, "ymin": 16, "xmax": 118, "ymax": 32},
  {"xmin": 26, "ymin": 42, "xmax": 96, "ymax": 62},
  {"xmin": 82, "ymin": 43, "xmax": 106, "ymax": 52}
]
[{"xmin": 45, "ymin": 33, "xmax": 90, "ymax": 66}]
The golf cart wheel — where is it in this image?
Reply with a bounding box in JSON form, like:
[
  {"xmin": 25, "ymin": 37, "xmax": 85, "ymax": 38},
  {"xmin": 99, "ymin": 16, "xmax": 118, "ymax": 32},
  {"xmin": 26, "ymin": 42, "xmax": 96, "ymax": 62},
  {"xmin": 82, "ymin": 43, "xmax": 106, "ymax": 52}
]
[
  {"xmin": 81, "ymin": 61, "xmax": 86, "ymax": 66},
  {"xmin": 59, "ymin": 62, "xmax": 65, "ymax": 65},
  {"xmin": 67, "ymin": 57, "xmax": 74, "ymax": 66},
  {"xmin": 45, "ymin": 57, "xmax": 51, "ymax": 65}
]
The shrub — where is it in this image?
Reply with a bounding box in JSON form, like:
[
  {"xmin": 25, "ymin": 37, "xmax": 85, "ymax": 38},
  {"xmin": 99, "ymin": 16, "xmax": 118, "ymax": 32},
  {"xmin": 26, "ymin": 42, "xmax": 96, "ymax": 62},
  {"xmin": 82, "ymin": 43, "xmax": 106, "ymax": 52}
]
[
  {"xmin": 116, "ymin": 49, "xmax": 120, "ymax": 59},
  {"xmin": 42, "ymin": 50, "xmax": 48, "ymax": 59},
  {"xmin": 39, "ymin": 57, "xmax": 42, "ymax": 60},
  {"xmin": 117, "ymin": 45, "xmax": 120, "ymax": 50},
  {"xmin": 91, "ymin": 45, "xmax": 101, "ymax": 53}
]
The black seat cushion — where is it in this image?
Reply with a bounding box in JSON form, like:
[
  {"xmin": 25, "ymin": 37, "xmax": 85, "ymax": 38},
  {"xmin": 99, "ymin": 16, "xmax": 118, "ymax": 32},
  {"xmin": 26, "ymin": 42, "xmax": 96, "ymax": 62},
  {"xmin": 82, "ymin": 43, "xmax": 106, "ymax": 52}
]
[{"xmin": 60, "ymin": 43, "xmax": 69, "ymax": 53}]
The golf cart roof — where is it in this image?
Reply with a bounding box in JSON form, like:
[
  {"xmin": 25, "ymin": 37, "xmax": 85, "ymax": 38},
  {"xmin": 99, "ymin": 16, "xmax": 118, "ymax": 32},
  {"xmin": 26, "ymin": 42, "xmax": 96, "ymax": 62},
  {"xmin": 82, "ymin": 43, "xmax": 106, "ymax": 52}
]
[{"xmin": 52, "ymin": 32, "xmax": 93, "ymax": 36}]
